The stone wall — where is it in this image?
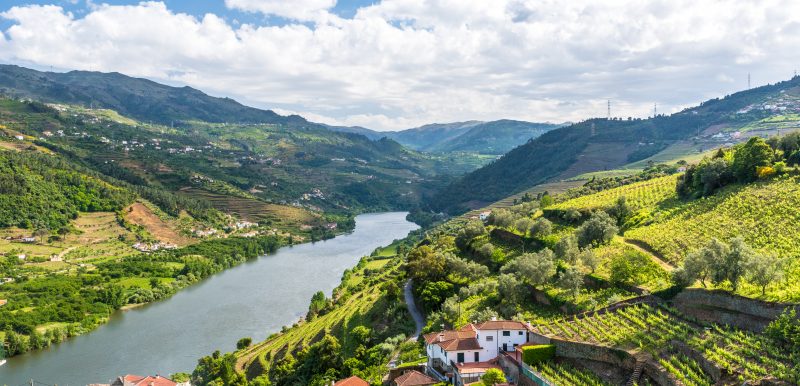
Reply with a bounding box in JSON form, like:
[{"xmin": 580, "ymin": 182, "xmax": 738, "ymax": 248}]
[
  {"xmin": 549, "ymin": 338, "xmax": 637, "ymax": 370},
  {"xmin": 673, "ymin": 289, "xmax": 799, "ymax": 332},
  {"xmin": 642, "ymin": 360, "xmax": 679, "ymax": 386}
]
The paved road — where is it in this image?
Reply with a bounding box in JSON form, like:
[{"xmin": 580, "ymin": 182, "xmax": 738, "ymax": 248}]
[{"xmin": 404, "ymin": 280, "xmax": 425, "ymax": 339}]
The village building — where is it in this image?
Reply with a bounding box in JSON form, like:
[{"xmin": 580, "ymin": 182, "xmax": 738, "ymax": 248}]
[
  {"xmin": 332, "ymin": 375, "xmax": 369, "ymax": 386},
  {"xmin": 107, "ymin": 374, "xmax": 188, "ymax": 386},
  {"xmin": 392, "ymin": 369, "xmax": 438, "ymax": 386},
  {"xmin": 423, "ymin": 319, "xmax": 532, "ymax": 384}
]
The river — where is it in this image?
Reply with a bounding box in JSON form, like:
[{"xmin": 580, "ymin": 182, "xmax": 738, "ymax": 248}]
[{"xmin": 0, "ymin": 212, "xmax": 418, "ymax": 386}]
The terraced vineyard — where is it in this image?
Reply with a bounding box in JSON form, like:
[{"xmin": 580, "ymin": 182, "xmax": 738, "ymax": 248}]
[
  {"xmin": 658, "ymin": 354, "xmax": 713, "ymax": 386},
  {"xmin": 236, "ymin": 256, "xmax": 410, "ymax": 381},
  {"xmin": 625, "ymin": 177, "xmax": 800, "ymax": 262},
  {"xmin": 534, "ymin": 361, "xmax": 612, "ymax": 386},
  {"xmin": 547, "ymin": 175, "xmax": 678, "ymax": 213},
  {"xmin": 532, "ymin": 303, "xmax": 800, "ymax": 384}
]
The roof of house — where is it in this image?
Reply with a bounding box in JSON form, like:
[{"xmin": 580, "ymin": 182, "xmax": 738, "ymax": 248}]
[
  {"xmin": 334, "ymin": 376, "xmax": 370, "ymax": 386},
  {"xmin": 120, "ymin": 375, "xmax": 177, "ymax": 386},
  {"xmin": 393, "ymin": 370, "xmax": 438, "ymax": 386},
  {"xmin": 423, "ymin": 329, "xmax": 481, "ymax": 351},
  {"xmin": 473, "ymin": 320, "xmax": 532, "ymax": 331}
]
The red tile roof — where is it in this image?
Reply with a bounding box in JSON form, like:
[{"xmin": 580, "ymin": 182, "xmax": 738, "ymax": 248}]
[
  {"xmin": 334, "ymin": 376, "xmax": 370, "ymax": 386},
  {"xmin": 393, "ymin": 370, "xmax": 437, "ymax": 386},
  {"xmin": 121, "ymin": 375, "xmax": 177, "ymax": 386},
  {"xmin": 474, "ymin": 320, "xmax": 532, "ymax": 331},
  {"xmin": 423, "ymin": 329, "xmax": 481, "ymax": 351}
]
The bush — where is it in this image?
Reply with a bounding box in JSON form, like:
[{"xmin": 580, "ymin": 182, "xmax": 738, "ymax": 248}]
[{"xmin": 521, "ymin": 344, "xmax": 555, "ymax": 365}]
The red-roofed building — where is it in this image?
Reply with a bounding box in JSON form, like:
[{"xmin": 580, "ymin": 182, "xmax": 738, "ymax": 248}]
[
  {"xmin": 333, "ymin": 375, "xmax": 370, "ymax": 386},
  {"xmin": 110, "ymin": 374, "xmax": 187, "ymax": 386},
  {"xmin": 392, "ymin": 370, "xmax": 437, "ymax": 386}
]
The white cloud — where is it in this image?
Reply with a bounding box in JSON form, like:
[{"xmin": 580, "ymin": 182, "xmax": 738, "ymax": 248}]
[
  {"xmin": 1, "ymin": 1, "xmax": 800, "ymax": 130},
  {"xmin": 224, "ymin": 0, "xmax": 336, "ymax": 21}
]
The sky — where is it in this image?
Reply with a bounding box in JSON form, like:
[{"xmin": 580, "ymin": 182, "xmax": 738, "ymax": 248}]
[{"xmin": 1, "ymin": 1, "xmax": 799, "ymax": 131}]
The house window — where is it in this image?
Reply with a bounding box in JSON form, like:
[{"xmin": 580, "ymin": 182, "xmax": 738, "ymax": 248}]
[
  {"xmin": 457, "ymin": 352, "xmax": 465, "ymax": 363},
  {"xmin": 486, "ymin": 335, "xmax": 493, "ymax": 342},
  {"xmin": 474, "ymin": 352, "xmax": 480, "ymax": 362},
  {"xmin": 518, "ymin": 331, "xmax": 524, "ymax": 335},
  {"xmin": 502, "ymin": 331, "xmax": 510, "ymax": 336}
]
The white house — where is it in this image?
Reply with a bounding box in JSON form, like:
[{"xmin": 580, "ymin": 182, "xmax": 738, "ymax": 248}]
[{"xmin": 423, "ymin": 319, "xmax": 532, "ymax": 384}]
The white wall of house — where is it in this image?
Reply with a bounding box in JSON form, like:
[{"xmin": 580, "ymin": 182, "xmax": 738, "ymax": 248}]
[
  {"xmin": 426, "ymin": 343, "xmax": 483, "ymax": 367},
  {"xmin": 475, "ymin": 328, "xmax": 529, "ymax": 360}
]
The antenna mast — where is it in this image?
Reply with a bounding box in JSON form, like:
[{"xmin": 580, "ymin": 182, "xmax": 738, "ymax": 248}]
[
  {"xmin": 654, "ymin": 103, "xmax": 657, "ymax": 118},
  {"xmin": 748, "ymin": 73, "xmax": 751, "ymax": 89},
  {"xmin": 607, "ymin": 100, "xmax": 611, "ymax": 120}
]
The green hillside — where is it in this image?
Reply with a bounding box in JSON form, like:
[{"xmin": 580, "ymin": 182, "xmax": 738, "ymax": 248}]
[
  {"xmin": 433, "ymin": 76, "xmax": 800, "ymax": 214},
  {"xmin": 384, "ymin": 119, "xmax": 560, "ymax": 154}
]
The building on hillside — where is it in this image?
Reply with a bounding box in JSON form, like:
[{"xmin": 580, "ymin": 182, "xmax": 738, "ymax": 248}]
[
  {"xmin": 423, "ymin": 319, "xmax": 532, "ymax": 384},
  {"xmin": 479, "ymin": 211, "xmax": 492, "ymax": 221},
  {"xmin": 108, "ymin": 374, "xmax": 188, "ymax": 386},
  {"xmin": 392, "ymin": 369, "xmax": 438, "ymax": 386},
  {"xmin": 332, "ymin": 375, "xmax": 369, "ymax": 386},
  {"xmin": 0, "ymin": 299, "xmax": 7, "ymax": 307}
]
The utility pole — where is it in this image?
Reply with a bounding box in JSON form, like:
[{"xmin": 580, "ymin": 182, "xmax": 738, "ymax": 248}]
[
  {"xmin": 748, "ymin": 73, "xmax": 751, "ymax": 89},
  {"xmin": 607, "ymin": 100, "xmax": 611, "ymax": 120},
  {"xmin": 654, "ymin": 103, "xmax": 657, "ymax": 118}
]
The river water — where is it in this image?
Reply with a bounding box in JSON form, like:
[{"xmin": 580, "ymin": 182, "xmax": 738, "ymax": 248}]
[{"xmin": 0, "ymin": 212, "xmax": 418, "ymax": 386}]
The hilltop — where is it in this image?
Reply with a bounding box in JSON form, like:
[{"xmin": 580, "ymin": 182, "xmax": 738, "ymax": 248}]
[
  {"xmin": 331, "ymin": 119, "xmax": 561, "ymax": 155},
  {"xmin": 433, "ymin": 76, "xmax": 800, "ymax": 213}
]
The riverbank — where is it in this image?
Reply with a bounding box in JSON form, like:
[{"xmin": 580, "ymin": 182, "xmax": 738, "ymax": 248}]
[{"xmin": 0, "ymin": 212, "xmax": 418, "ymax": 385}]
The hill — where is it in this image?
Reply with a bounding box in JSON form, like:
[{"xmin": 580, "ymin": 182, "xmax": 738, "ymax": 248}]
[
  {"xmin": 0, "ymin": 64, "xmax": 306, "ymax": 126},
  {"xmin": 385, "ymin": 119, "xmax": 560, "ymax": 154},
  {"xmin": 433, "ymin": 76, "xmax": 800, "ymax": 213}
]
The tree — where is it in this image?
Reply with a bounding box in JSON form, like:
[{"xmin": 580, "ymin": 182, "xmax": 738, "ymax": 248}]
[
  {"xmin": 515, "ymin": 218, "xmax": 534, "ymax": 235},
  {"xmin": 504, "ymin": 249, "xmax": 556, "ymax": 288},
  {"xmin": 446, "ymin": 254, "xmax": 490, "ymax": 282},
  {"xmin": 732, "ymin": 137, "xmax": 773, "ymax": 182},
  {"xmin": 407, "ymin": 246, "xmax": 446, "ymax": 283},
  {"xmin": 746, "ymin": 253, "xmax": 786, "ymax": 296},
  {"xmin": 609, "ymin": 253, "xmax": 637, "ymax": 286},
  {"xmin": 419, "ymin": 281, "xmax": 455, "ymax": 310},
  {"xmin": 308, "ymin": 291, "xmax": 328, "ymax": 318},
  {"xmin": 555, "ymin": 235, "xmax": 579, "ymax": 264},
  {"xmin": 471, "ymin": 307, "xmax": 500, "ymax": 323},
  {"xmin": 576, "ymin": 211, "xmax": 618, "ymax": 247},
  {"xmin": 723, "ymin": 238, "xmax": 751, "ymax": 292},
  {"xmin": 539, "ymin": 194, "xmax": 554, "ymax": 208},
  {"xmin": 529, "ymin": 217, "xmax": 553, "ymax": 238},
  {"xmin": 557, "ymin": 266, "xmax": 584, "ymax": 299},
  {"xmin": 497, "ymin": 274, "xmax": 524, "ymax": 305},
  {"xmin": 607, "ymin": 196, "xmax": 632, "ymax": 226},
  {"xmin": 236, "ymin": 337, "xmax": 252, "ymax": 350},
  {"xmin": 455, "ymin": 220, "xmax": 487, "ymax": 250},
  {"xmin": 477, "ymin": 243, "xmax": 496, "ymax": 260},
  {"xmin": 579, "ymin": 249, "xmax": 600, "ymax": 273},
  {"xmin": 481, "ymin": 368, "xmax": 507, "ymax": 385},
  {"xmin": 682, "ymin": 247, "xmax": 716, "ymax": 287},
  {"xmin": 697, "ymin": 157, "xmax": 733, "ymax": 196}
]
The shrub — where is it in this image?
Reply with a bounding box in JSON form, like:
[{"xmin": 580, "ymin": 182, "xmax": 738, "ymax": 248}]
[{"xmin": 521, "ymin": 344, "xmax": 556, "ymax": 365}]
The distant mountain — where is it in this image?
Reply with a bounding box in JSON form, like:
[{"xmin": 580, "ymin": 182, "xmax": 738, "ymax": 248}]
[
  {"xmin": 432, "ymin": 76, "xmax": 800, "ymax": 213},
  {"xmin": 387, "ymin": 120, "xmax": 561, "ymax": 154},
  {"xmin": 0, "ymin": 64, "xmax": 312, "ymax": 126}
]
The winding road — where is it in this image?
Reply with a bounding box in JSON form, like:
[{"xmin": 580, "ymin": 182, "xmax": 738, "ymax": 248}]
[{"xmin": 404, "ymin": 280, "xmax": 425, "ymax": 339}]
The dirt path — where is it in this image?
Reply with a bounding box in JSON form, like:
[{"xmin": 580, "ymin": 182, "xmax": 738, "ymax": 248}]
[
  {"xmin": 624, "ymin": 238, "xmax": 676, "ymax": 272},
  {"xmin": 124, "ymin": 203, "xmax": 191, "ymax": 245}
]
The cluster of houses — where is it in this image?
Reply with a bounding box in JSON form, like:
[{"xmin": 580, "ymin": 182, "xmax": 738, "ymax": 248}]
[
  {"xmin": 736, "ymin": 92, "xmax": 800, "ymax": 114},
  {"xmin": 132, "ymin": 242, "xmax": 178, "ymax": 252}
]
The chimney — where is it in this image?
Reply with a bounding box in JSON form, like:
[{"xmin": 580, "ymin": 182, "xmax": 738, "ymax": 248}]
[{"xmin": 491, "ymin": 316, "xmax": 497, "ymax": 321}]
